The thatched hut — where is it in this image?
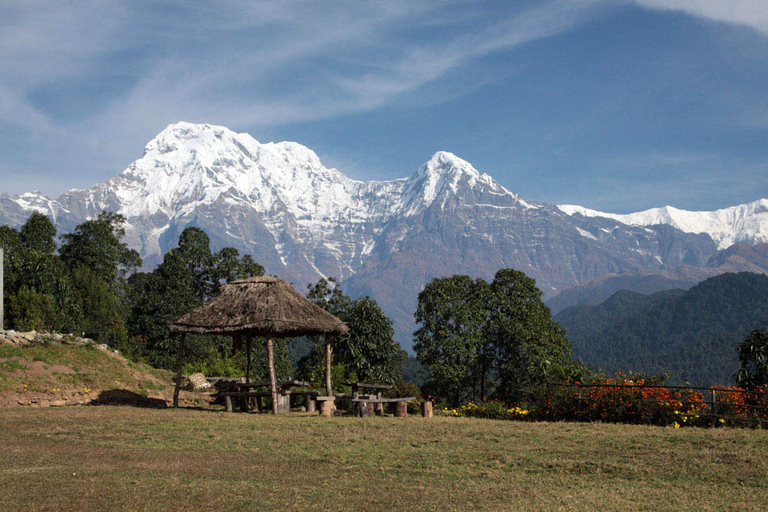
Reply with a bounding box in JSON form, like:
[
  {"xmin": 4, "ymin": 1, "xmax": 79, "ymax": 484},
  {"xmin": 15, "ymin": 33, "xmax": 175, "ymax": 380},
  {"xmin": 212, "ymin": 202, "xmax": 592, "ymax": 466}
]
[{"xmin": 170, "ymin": 276, "xmax": 348, "ymax": 413}]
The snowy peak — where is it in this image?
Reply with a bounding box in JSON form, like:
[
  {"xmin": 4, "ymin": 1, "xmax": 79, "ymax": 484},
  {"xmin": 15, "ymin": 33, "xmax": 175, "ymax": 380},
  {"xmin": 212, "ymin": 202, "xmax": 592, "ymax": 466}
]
[
  {"xmin": 396, "ymin": 150, "xmax": 529, "ymax": 216},
  {"xmin": 558, "ymin": 198, "xmax": 768, "ymax": 249},
  {"xmin": 110, "ymin": 122, "xmax": 365, "ymax": 222}
]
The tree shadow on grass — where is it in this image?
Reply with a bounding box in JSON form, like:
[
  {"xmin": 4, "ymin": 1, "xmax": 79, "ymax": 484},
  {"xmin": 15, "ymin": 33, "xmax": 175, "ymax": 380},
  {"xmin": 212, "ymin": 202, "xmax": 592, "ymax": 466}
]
[{"xmin": 90, "ymin": 389, "xmax": 168, "ymax": 408}]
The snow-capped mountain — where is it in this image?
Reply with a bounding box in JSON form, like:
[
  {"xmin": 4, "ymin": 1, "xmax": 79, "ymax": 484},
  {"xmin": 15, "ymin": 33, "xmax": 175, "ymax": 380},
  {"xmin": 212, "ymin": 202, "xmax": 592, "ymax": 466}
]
[
  {"xmin": 1, "ymin": 121, "xmax": 764, "ymax": 347},
  {"xmin": 558, "ymin": 200, "xmax": 768, "ymax": 250}
]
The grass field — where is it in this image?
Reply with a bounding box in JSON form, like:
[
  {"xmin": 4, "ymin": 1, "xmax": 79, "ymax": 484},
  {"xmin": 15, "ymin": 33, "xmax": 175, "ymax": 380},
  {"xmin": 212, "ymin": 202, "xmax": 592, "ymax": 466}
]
[{"xmin": 1, "ymin": 407, "xmax": 767, "ymax": 511}]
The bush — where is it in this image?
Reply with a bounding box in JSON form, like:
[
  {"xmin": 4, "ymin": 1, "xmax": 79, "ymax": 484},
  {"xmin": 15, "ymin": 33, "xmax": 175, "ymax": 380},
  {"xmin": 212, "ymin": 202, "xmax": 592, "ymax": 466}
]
[
  {"xmin": 532, "ymin": 372, "xmax": 709, "ymax": 427},
  {"xmin": 449, "ymin": 399, "xmax": 531, "ymax": 421}
]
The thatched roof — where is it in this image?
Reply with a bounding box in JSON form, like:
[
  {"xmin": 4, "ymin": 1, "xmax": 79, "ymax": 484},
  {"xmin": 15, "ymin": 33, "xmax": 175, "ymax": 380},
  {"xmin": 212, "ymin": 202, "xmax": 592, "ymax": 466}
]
[{"xmin": 170, "ymin": 276, "xmax": 349, "ymax": 337}]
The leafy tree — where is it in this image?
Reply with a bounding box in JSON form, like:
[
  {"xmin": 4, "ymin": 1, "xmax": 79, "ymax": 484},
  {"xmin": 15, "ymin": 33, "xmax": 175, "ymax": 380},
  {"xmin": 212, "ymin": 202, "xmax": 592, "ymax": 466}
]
[
  {"xmin": 488, "ymin": 269, "xmax": 577, "ymax": 401},
  {"xmin": 6, "ymin": 287, "xmax": 62, "ymax": 332},
  {"xmin": 60, "ymin": 211, "xmax": 141, "ymax": 284},
  {"xmin": 414, "ymin": 269, "xmax": 580, "ymax": 406},
  {"xmin": 300, "ymin": 278, "xmax": 402, "ymax": 386},
  {"xmin": 128, "ymin": 226, "xmax": 264, "ymax": 370},
  {"xmin": 58, "ymin": 212, "xmax": 140, "ymax": 342},
  {"xmin": 413, "ymin": 275, "xmax": 490, "ymax": 406},
  {"xmin": 2, "ymin": 214, "xmax": 73, "ymax": 332},
  {"xmin": 20, "ymin": 211, "xmax": 56, "ymax": 254},
  {"xmin": 735, "ymin": 328, "xmax": 768, "ymax": 389}
]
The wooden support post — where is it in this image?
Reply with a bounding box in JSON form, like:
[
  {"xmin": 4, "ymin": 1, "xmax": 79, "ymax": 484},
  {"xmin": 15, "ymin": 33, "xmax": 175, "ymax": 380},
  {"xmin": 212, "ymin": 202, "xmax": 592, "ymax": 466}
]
[
  {"xmin": 267, "ymin": 338, "xmax": 278, "ymax": 414},
  {"xmin": 421, "ymin": 401, "xmax": 433, "ymax": 418},
  {"xmin": 325, "ymin": 333, "xmax": 333, "ymax": 397},
  {"xmin": 305, "ymin": 395, "xmax": 316, "ymax": 413},
  {"xmin": 172, "ymin": 333, "xmax": 186, "ymax": 408},
  {"xmin": 395, "ymin": 401, "xmax": 408, "ymax": 418},
  {"xmin": 245, "ymin": 335, "xmax": 252, "ymax": 384},
  {"xmin": 225, "ymin": 395, "xmax": 233, "ymax": 413},
  {"xmin": 0, "ymin": 245, "xmax": 4, "ymax": 331}
]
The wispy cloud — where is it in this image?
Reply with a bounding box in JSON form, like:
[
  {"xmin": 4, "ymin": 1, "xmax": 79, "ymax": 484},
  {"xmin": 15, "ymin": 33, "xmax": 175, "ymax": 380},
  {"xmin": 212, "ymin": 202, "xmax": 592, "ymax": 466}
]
[
  {"xmin": 0, "ymin": 0, "xmax": 608, "ymax": 196},
  {"xmin": 633, "ymin": 0, "xmax": 768, "ymax": 35}
]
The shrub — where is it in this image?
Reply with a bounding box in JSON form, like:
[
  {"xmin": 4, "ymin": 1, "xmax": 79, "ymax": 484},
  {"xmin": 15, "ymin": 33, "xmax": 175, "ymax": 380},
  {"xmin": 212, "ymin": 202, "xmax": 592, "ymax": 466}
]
[{"xmin": 450, "ymin": 399, "xmax": 530, "ymax": 421}]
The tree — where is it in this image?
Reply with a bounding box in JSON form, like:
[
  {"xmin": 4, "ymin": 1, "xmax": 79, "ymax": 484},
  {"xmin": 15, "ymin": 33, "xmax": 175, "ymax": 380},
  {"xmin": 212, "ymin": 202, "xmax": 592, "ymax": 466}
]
[
  {"xmin": 128, "ymin": 226, "xmax": 264, "ymax": 370},
  {"xmin": 735, "ymin": 328, "xmax": 768, "ymax": 389},
  {"xmin": 413, "ymin": 275, "xmax": 490, "ymax": 406},
  {"xmin": 20, "ymin": 211, "xmax": 56, "ymax": 254},
  {"xmin": 1, "ymin": 214, "xmax": 72, "ymax": 332},
  {"xmin": 59, "ymin": 212, "xmax": 140, "ymax": 342},
  {"xmin": 300, "ymin": 278, "xmax": 402, "ymax": 386},
  {"xmin": 414, "ymin": 269, "xmax": 580, "ymax": 406},
  {"xmin": 60, "ymin": 212, "xmax": 141, "ymax": 285},
  {"xmin": 488, "ymin": 269, "xmax": 576, "ymax": 401}
]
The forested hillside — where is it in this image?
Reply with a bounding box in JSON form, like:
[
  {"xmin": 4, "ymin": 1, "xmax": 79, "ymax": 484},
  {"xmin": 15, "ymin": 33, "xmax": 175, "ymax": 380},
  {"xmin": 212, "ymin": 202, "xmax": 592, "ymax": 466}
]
[{"xmin": 555, "ymin": 273, "xmax": 768, "ymax": 386}]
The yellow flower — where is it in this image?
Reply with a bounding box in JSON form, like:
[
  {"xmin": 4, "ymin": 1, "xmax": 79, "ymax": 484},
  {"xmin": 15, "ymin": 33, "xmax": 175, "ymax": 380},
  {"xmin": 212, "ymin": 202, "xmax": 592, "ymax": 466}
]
[{"xmin": 674, "ymin": 422, "xmax": 680, "ymax": 429}]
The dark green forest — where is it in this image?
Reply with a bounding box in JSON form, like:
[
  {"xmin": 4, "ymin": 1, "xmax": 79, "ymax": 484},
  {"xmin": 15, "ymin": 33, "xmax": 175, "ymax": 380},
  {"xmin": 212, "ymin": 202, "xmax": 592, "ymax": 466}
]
[{"xmin": 555, "ymin": 273, "xmax": 768, "ymax": 386}]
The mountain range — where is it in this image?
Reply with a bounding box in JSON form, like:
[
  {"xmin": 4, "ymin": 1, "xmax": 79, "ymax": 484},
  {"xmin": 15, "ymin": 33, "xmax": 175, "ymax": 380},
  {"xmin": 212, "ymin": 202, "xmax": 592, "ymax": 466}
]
[{"xmin": 2, "ymin": 122, "xmax": 767, "ymax": 349}]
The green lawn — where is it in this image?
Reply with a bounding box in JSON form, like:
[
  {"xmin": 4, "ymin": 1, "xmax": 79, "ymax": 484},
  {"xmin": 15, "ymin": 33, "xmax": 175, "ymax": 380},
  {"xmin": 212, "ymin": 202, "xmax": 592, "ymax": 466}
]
[{"xmin": 1, "ymin": 407, "xmax": 767, "ymax": 511}]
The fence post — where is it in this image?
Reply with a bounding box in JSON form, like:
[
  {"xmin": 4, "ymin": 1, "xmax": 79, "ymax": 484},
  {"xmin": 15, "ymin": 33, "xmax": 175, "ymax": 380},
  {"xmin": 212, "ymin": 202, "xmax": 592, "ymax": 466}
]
[
  {"xmin": 710, "ymin": 388, "xmax": 717, "ymax": 427},
  {"xmin": 577, "ymin": 385, "xmax": 583, "ymax": 415}
]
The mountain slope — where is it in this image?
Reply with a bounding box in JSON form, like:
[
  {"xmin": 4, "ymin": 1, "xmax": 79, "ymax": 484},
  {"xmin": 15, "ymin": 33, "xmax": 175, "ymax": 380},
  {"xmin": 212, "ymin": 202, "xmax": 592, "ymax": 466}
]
[
  {"xmin": 556, "ymin": 273, "xmax": 768, "ymax": 386},
  {"xmin": 1, "ymin": 121, "xmax": 763, "ymax": 348}
]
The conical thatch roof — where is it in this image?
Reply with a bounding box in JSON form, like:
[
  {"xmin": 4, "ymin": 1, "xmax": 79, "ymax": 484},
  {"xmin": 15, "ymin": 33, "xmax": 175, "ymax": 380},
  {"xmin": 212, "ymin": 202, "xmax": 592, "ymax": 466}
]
[{"xmin": 170, "ymin": 276, "xmax": 349, "ymax": 337}]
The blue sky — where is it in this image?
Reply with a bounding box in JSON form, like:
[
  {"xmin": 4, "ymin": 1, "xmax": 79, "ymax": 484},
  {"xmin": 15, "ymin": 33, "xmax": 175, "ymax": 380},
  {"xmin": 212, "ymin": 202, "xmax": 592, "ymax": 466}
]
[{"xmin": 1, "ymin": 0, "xmax": 767, "ymax": 212}]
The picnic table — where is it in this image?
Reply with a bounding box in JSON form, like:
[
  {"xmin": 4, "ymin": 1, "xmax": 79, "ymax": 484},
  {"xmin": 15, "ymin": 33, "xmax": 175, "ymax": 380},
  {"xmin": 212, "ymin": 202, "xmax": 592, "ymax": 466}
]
[
  {"xmin": 217, "ymin": 379, "xmax": 317, "ymax": 413},
  {"xmin": 342, "ymin": 382, "xmax": 415, "ymax": 417}
]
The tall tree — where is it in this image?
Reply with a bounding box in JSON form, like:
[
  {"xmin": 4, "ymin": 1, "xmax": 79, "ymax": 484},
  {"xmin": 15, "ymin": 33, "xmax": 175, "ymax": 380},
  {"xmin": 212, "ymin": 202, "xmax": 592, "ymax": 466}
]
[
  {"xmin": 128, "ymin": 226, "xmax": 264, "ymax": 369},
  {"xmin": 488, "ymin": 269, "xmax": 575, "ymax": 401},
  {"xmin": 59, "ymin": 212, "xmax": 140, "ymax": 342},
  {"xmin": 301, "ymin": 278, "xmax": 402, "ymax": 385},
  {"xmin": 2, "ymin": 213, "xmax": 71, "ymax": 332},
  {"xmin": 60, "ymin": 212, "xmax": 141, "ymax": 285},
  {"xmin": 414, "ymin": 269, "xmax": 580, "ymax": 406},
  {"xmin": 413, "ymin": 275, "xmax": 490, "ymax": 406}
]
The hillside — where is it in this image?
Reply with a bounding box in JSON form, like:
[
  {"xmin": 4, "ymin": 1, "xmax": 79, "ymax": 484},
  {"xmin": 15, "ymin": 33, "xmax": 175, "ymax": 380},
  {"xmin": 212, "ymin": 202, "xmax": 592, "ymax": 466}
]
[
  {"xmin": 547, "ymin": 242, "xmax": 768, "ymax": 314},
  {"xmin": 555, "ymin": 272, "xmax": 768, "ymax": 386},
  {"xmin": 0, "ymin": 330, "xmax": 186, "ymax": 408}
]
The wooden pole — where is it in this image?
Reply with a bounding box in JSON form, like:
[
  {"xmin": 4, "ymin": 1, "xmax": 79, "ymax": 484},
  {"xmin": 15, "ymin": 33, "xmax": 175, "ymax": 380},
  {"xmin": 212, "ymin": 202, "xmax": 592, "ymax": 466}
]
[
  {"xmin": 172, "ymin": 333, "xmax": 186, "ymax": 408},
  {"xmin": 0, "ymin": 245, "xmax": 4, "ymax": 331},
  {"xmin": 267, "ymin": 338, "xmax": 278, "ymax": 414},
  {"xmin": 325, "ymin": 333, "xmax": 333, "ymax": 397},
  {"xmin": 245, "ymin": 334, "xmax": 252, "ymax": 384}
]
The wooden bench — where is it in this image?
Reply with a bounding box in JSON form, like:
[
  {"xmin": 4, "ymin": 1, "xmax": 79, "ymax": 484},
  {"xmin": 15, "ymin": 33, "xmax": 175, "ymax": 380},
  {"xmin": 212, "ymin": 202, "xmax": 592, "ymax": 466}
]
[{"xmin": 348, "ymin": 396, "xmax": 416, "ymax": 417}]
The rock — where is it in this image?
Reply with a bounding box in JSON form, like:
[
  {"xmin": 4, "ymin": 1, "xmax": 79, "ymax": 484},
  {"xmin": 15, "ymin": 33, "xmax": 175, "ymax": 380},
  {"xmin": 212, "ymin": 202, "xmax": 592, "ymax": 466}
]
[{"xmin": 186, "ymin": 373, "xmax": 211, "ymax": 391}]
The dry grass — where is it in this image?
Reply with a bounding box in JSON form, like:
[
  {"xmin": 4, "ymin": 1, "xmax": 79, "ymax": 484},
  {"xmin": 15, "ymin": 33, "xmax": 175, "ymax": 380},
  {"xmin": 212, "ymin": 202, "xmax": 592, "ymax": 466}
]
[
  {"xmin": 0, "ymin": 341, "xmax": 173, "ymax": 405},
  {"xmin": 1, "ymin": 408, "xmax": 767, "ymax": 511}
]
